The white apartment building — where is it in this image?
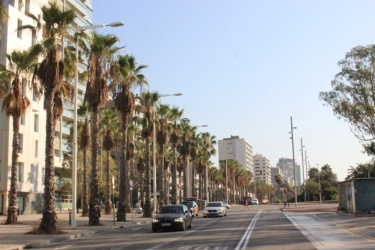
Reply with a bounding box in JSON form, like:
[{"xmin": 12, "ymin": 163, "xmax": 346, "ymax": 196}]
[
  {"xmin": 218, "ymin": 135, "xmax": 253, "ymax": 172},
  {"xmin": 253, "ymin": 154, "xmax": 271, "ymax": 185},
  {"xmin": 0, "ymin": 0, "xmax": 92, "ymax": 215}
]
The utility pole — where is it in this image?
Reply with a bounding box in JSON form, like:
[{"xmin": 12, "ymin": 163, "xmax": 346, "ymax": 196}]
[
  {"xmin": 300, "ymin": 138, "xmax": 306, "ymax": 203},
  {"xmin": 290, "ymin": 117, "xmax": 297, "ymax": 207}
]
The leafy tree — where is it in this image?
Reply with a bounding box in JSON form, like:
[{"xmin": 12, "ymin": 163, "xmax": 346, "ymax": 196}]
[
  {"xmin": 320, "ymin": 44, "xmax": 375, "ymax": 142},
  {"xmin": 347, "ymin": 162, "xmax": 375, "ymax": 179}
]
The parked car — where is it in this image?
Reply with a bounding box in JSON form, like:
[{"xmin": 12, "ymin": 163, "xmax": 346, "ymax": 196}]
[
  {"xmin": 182, "ymin": 200, "xmax": 199, "ymax": 216},
  {"xmin": 251, "ymin": 198, "xmax": 259, "ymax": 205},
  {"xmin": 222, "ymin": 201, "xmax": 231, "ymax": 209},
  {"xmin": 152, "ymin": 205, "xmax": 193, "ymax": 232},
  {"xmin": 203, "ymin": 201, "xmax": 227, "ymax": 217}
]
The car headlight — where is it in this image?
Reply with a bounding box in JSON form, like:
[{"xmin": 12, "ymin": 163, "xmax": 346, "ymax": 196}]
[
  {"xmin": 174, "ymin": 217, "xmax": 184, "ymax": 222},
  {"xmin": 153, "ymin": 219, "xmax": 159, "ymax": 223}
]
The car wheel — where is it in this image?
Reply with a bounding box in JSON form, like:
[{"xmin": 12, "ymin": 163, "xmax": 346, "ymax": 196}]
[
  {"xmin": 203, "ymin": 215, "xmax": 206, "ymax": 218},
  {"xmin": 152, "ymin": 227, "xmax": 157, "ymax": 233},
  {"xmin": 181, "ymin": 221, "xmax": 186, "ymax": 231}
]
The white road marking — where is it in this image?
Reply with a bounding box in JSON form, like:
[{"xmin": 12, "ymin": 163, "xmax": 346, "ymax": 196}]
[{"xmin": 235, "ymin": 209, "xmax": 262, "ymax": 250}]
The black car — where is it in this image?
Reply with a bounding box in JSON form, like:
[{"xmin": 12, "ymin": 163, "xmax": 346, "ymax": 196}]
[{"xmin": 152, "ymin": 205, "xmax": 193, "ymax": 232}]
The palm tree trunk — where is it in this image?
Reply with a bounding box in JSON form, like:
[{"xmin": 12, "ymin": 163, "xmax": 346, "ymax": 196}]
[
  {"xmin": 39, "ymin": 90, "xmax": 57, "ymax": 233},
  {"xmin": 158, "ymin": 153, "xmax": 164, "ymax": 207},
  {"xmin": 89, "ymin": 106, "xmax": 101, "ymax": 225},
  {"xmin": 105, "ymin": 150, "xmax": 112, "ymax": 215},
  {"xmin": 117, "ymin": 117, "xmax": 128, "ymax": 221},
  {"xmin": 143, "ymin": 137, "xmax": 152, "ymax": 217},
  {"xmin": 171, "ymin": 147, "xmax": 177, "ymax": 204},
  {"xmin": 82, "ymin": 149, "xmax": 89, "ymax": 216},
  {"xmin": 5, "ymin": 115, "xmax": 20, "ymax": 224}
]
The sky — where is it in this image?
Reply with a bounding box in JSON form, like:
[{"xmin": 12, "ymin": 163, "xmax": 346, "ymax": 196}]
[{"xmin": 92, "ymin": 0, "xmax": 375, "ymax": 181}]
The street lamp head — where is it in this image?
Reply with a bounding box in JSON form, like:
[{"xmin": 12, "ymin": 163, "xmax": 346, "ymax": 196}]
[
  {"xmin": 108, "ymin": 22, "xmax": 124, "ymax": 27},
  {"xmin": 173, "ymin": 93, "xmax": 183, "ymax": 96}
]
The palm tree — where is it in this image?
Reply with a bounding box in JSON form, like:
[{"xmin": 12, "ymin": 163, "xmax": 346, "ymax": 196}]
[
  {"xmin": 99, "ymin": 108, "xmax": 119, "ymax": 214},
  {"xmin": 169, "ymin": 107, "xmax": 183, "ymax": 204},
  {"xmin": 78, "ymin": 105, "xmax": 91, "ymax": 217},
  {"xmin": 156, "ymin": 104, "xmax": 170, "ymax": 205},
  {"xmin": 199, "ymin": 132, "xmax": 217, "ymax": 201},
  {"xmin": 110, "ymin": 54, "xmax": 147, "ymax": 221},
  {"xmin": 177, "ymin": 118, "xmax": 193, "ymax": 198},
  {"xmin": 84, "ymin": 32, "xmax": 120, "ymax": 225},
  {"xmin": 139, "ymin": 92, "xmax": 158, "ymax": 217},
  {"xmin": 0, "ymin": 46, "xmax": 41, "ymax": 224},
  {"xmin": 25, "ymin": 2, "xmax": 76, "ymax": 233}
]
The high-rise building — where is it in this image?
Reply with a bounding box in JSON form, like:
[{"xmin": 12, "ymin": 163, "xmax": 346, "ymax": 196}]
[
  {"xmin": 270, "ymin": 167, "xmax": 283, "ymax": 187},
  {"xmin": 253, "ymin": 154, "xmax": 271, "ymax": 185},
  {"xmin": 276, "ymin": 158, "xmax": 301, "ymax": 187},
  {"xmin": 218, "ymin": 135, "xmax": 253, "ymax": 172},
  {"xmin": 0, "ymin": 0, "xmax": 92, "ymax": 215}
]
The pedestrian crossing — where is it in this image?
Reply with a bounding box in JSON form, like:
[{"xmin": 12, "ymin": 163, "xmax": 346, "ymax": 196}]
[{"xmin": 176, "ymin": 247, "xmax": 229, "ymax": 250}]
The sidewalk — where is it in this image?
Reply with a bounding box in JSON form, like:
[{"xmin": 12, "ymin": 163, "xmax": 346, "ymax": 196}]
[
  {"xmin": 0, "ymin": 210, "xmax": 152, "ymax": 250},
  {"xmin": 282, "ymin": 203, "xmax": 375, "ymax": 241}
]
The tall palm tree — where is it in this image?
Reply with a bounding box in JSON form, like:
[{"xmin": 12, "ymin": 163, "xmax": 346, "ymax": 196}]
[
  {"xmin": 110, "ymin": 54, "xmax": 147, "ymax": 221},
  {"xmin": 169, "ymin": 107, "xmax": 183, "ymax": 204},
  {"xmin": 139, "ymin": 92, "xmax": 158, "ymax": 217},
  {"xmin": 18, "ymin": 2, "xmax": 75, "ymax": 233},
  {"xmin": 156, "ymin": 104, "xmax": 170, "ymax": 205},
  {"xmin": 199, "ymin": 132, "xmax": 217, "ymax": 201},
  {"xmin": 0, "ymin": 46, "xmax": 41, "ymax": 224},
  {"xmin": 99, "ymin": 108, "xmax": 119, "ymax": 215},
  {"xmin": 78, "ymin": 105, "xmax": 91, "ymax": 217},
  {"xmin": 84, "ymin": 32, "xmax": 120, "ymax": 225}
]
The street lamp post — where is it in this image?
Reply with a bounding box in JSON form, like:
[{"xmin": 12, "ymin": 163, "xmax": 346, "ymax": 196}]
[
  {"xmin": 152, "ymin": 93, "xmax": 182, "ymax": 215},
  {"xmin": 300, "ymin": 138, "xmax": 305, "ymax": 203},
  {"xmin": 226, "ymin": 159, "xmax": 228, "ymax": 203},
  {"xmin": 290, "ymin": 116, "xmax": 297, "ymax": 207},
  {"xmin": 72, "ymin": 21, "xmax": 124, "ymax": 229}
]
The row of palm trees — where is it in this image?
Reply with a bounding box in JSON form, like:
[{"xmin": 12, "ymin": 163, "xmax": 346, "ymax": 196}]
[{"xmin": 0, "ymin": 2, "xmax": 260, "ymax": 234}]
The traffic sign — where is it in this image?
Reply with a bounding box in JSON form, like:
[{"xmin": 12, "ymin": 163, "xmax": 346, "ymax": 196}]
[{"xmin": 281, "ymin": 184, "xmax": 286, "ymax": 188}]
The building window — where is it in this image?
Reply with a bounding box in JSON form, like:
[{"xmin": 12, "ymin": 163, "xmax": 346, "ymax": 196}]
[
  {"xmin": 33, "ymin": 88, "xmax": 37, "ymax": 102},
  {"xmin": 30, "ymin": 164, "xmax": 34, "ymax": 184},
  {"xmin": 34, "ymin": 114, "xmax": 39, "ymax": 132},
  {"xmin": 31, "ymin": 30, "xmax": 36, "ymax": 45},
  {"xmin": 17, "ymin": 19, "xmax": 22, "ymax": 39},
  {"xmin": 18, "ymin": 162, "xmax": 24, "ymax": 182},
  {"xmin": 22, "ymin": 78, "xmax": 26, "ymax": 97},
  {"xmin": 35, "ymin": 140, "xmax": 38, "ymax": 157},
  {"xmin": 18, "ymin": 0, "xmax": 23, "ymax": 11},
  {"xmin": 19, "ymin": 134, "xmax": 23, "ymax": 154},
  {"xmin": 20, "ymin": 115, "xmax": 25, "ymax": 125}
]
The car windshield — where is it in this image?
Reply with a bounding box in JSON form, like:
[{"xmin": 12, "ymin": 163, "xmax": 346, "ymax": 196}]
[
  {"xmin": 182, "ymin": 202, "xmax": 192, "ymax": 207},
  {"xmin": 159, "ymin": 206, "xmax": 183, "ymax": 214},
  {"xmin": 207, "ymin": 203, "xmax": 222, "ymax": 207}
]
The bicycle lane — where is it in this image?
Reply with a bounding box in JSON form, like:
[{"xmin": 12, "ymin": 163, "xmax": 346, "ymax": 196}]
[{"xmin": 285, "ymin": 212, "xmax": 375, "ymax": 249}]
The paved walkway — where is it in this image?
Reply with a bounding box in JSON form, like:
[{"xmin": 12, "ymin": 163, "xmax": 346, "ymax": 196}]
[{"xmin": 0, "ymin": 210, "xmax": 152, "ymax": 250}]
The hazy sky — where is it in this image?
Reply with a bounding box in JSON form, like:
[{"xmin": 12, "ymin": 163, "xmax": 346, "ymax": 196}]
[{"xmin": 92, "ymin": 0, "xmax": 375, "ymax": 181}]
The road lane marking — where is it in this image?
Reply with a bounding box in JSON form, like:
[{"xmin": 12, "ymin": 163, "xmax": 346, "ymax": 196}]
[{"xmin": 235, "ymin": 209, "xmax": 262, "ymax": 250}]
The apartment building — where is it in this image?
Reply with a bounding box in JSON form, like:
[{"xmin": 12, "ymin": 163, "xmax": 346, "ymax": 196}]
[
  {"xmin": 218, "ymin": 135, "xmax": 253, "ymax": 172},
  {"xmin": 0, "ymin": 0, "xmax": 92, "ymax": 215},
  {"xmin": 253, "ymin": 154, "xmax": 271, "ymax": 185},
  {"xmin": 276, "ymin": 157, "xmax": 301, "ymax": 187}
]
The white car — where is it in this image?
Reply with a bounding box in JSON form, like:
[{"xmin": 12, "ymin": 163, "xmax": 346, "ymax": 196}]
[
  {"xmin": 203, "ymin": 201, "xmax": 227, "ymax": 217},
  {"xmin": 251, "ymin": 198, "xmax": 259, "ymax": 205},
  {"xmin": 222, "ymin": 201, "xmax": 231, "ymax": 209}
]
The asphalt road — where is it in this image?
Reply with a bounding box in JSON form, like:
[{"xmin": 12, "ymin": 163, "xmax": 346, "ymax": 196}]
[{"xmin": 33, "ymin": 205, "xmax": 375, "ymax": 250}]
